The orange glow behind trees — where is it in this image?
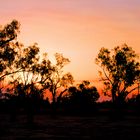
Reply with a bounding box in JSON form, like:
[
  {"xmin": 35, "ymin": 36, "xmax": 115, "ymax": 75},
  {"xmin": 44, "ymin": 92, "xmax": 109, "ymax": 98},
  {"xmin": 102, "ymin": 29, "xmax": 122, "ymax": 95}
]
[{"xmin": 0, "ymin": 1, "xmax": 140, "ymax": 102}]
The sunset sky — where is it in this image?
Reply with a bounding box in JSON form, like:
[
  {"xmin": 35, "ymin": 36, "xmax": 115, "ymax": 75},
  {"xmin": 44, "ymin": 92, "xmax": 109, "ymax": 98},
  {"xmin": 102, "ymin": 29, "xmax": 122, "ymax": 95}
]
[{"xmin": 1, "ymin": 0, "xmax": 140, "ymax": 82}]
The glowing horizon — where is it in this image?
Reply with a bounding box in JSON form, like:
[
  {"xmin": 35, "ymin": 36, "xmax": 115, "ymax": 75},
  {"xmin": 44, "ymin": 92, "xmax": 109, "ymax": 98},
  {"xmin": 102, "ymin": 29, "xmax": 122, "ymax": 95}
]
[{"xmin": 1, "ymin": 0, "xmax": 140, "ymax": 82}]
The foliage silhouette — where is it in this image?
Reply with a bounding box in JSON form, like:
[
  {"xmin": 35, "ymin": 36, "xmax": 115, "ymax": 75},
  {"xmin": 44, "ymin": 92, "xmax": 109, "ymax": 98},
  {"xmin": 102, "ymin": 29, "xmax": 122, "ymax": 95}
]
[
  {"xmin": 0, "ymin": 20, "xmax": 20, "ymax": 91},
  {"xmin": 95, "ymin": 44, "xmax": 140, "ymax": 105},
  {"xmin": 1, "ymin": 20, "xmax": 140, "ymax": 119},
  {"xmin": 0, "ymin": 20, "xmax": 74, "ymax": 117},
  {"xmin": 60, "ymin": 80, "xmax": 100, "ymax": 114},
  {"xmin": 35, "ymin": 53, "xmax": 74, "ymax": 105}
]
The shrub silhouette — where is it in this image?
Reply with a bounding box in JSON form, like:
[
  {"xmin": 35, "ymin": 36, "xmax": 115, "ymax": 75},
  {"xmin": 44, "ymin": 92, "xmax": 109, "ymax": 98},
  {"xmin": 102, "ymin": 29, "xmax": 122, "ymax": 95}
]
[{"xmin": 61, "ymin": 81, "xmax": 100, "ymax": 114}]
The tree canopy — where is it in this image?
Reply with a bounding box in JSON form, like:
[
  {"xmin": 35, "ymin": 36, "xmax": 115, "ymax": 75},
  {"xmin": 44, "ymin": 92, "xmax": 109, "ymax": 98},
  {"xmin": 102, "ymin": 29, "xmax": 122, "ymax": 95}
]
[
  {"xmin": 0, "ymin": 20, "xmax": 20, "ymax": 80},
  {"xmin": 65, "ymin": 80, "xmax": 100, "ymax": 106},
  {"xmin": 38, "ymin": 53, "xmax": 74, "ymax": 104},
  {"xmin": 1, "ymin": 20, "xmax": 140, "ymax": 112},
  {"xmin": 0, "ymin": 20, "xmax": 74, "ymax": 105},
  {"xmin": 95, "ymin": 44, "xmax": 140, "ymax": 104}
]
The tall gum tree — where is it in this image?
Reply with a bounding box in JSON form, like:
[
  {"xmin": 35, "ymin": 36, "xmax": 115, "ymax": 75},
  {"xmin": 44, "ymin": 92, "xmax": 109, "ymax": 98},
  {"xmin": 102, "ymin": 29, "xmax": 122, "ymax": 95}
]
[{"xmin": 95, "ymin": 44, "xmax": 140, "ymax": 105}]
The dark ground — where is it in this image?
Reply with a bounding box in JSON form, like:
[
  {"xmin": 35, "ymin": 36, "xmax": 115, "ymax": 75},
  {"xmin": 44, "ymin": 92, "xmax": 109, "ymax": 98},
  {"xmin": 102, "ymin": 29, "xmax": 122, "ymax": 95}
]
[{"xmin": 0, "ymin": 113, "xmax": 140, "ymax": 140}]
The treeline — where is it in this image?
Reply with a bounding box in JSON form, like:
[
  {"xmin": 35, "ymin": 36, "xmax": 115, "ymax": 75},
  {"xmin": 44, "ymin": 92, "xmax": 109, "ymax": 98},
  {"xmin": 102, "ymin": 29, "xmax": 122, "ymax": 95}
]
[{"xmin": 0, "ymin": 20, "xmax": 140, "ymax": 121}]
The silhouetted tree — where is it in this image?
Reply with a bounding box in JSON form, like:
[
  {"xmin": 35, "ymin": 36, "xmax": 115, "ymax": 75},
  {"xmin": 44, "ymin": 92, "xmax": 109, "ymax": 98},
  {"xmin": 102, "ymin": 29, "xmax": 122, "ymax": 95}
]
[
  {"xmin": 14, "ymin": 42, "xmax": 39, "ymax": 79},
  {"xmin": 0, "ymin": 20, "xmax": 41, "ymax": 93},
  {"xmin": 63, "ymin": 81, "xmax": 99, "ymax": 111},
  {"xmin": 0, "ymin": 20, "xmax": 44, "ymax": 122},
  {"xmin": 11, "ymin": 43, "xmax": 43, "ymax": 123},
  {"xmin": 0, "ymin": 20, "xmax": 20, "ymax": 89},
  {"xmin": 38, "ymin": 53, "xmax": 74, "ymax": 105},
  {"xmin": 95, "ymin": 44, "xmax": 140, "ymax": 105},
  {"xmin": 77, "ymin": 81, "xmax": 99, "ymax": 106},
  {"xmin": 9, "ymin": 42, "xmax": 41, "ymax": 97}
]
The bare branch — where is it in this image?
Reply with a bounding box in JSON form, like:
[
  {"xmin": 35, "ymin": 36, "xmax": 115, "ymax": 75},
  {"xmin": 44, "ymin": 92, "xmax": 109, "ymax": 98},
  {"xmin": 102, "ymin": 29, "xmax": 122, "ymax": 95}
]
[
  {"xmin": 102, "ymin": 67, "xmax": 113, "ymax": 85},
  {"xmin": 58, "ymin": 88, "xmax": 68, "ymax": 99},
  {"xmin": 127, "ymin": 86, "xmax": 140, "ymax": 95},
  {"xmin": 0, "ymin": 69, "xmax": 23, "ymax": 80}
]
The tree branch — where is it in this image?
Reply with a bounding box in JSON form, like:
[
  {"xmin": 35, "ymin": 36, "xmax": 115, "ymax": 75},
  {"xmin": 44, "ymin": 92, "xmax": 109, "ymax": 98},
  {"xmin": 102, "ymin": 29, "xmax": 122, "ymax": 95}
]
[
  {"xmin": 102, "ymin": 67, "xmax": 113, "ymax": 85},
  {"xmin": 57, "ymin": 88, "xmax": 68, "ymax": 102},
  {"xmin": 0, "ymin": 37, "xmax": 15, "ymax": 46},
  {"xmin": 127, "ymin": 86, "xmax": 140, "ymax": 95},
  {"xmin": 0, "ymin": 69, "xmax": 23, "ymax": 80},
  {"xmin": 59, "ymin": 88, "xmax": 67, "ymax": 98}
]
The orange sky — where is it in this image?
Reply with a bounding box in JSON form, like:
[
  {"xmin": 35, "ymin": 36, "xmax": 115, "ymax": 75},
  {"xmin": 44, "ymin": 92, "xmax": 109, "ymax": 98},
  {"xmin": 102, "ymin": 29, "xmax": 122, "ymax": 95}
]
[{"xmin": 1, "ymin": 0, "xmax": 140, "ymax": 83}]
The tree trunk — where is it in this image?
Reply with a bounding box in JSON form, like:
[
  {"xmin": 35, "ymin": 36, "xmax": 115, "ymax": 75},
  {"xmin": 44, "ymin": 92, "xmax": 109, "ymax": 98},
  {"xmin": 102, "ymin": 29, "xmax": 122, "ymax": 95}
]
[
  {"xmin": 111, "ymin": 87, "xmax": 117, "ymax": 104},
  {"xmin": 52, "ymin": 92, "xmax": 57, "ymax": 116}
]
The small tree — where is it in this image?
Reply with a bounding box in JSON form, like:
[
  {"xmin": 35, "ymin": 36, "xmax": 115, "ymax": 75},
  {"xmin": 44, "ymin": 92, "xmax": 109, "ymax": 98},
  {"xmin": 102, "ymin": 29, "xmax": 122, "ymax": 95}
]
[
  {"xmin": 95, "ymin": 44, "xmax": 140, "ymax": 105},
  {"xmin": 37, "ymin": 53, "xmax": 74, "ymax": 104},
  {"xmin": 66, "ymin": 80, "xmax": 100, "ymax": 107}
]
